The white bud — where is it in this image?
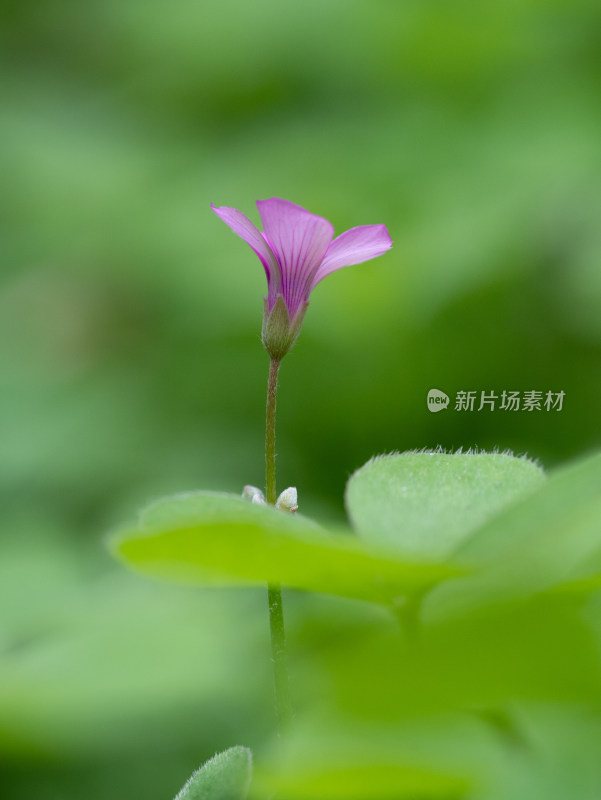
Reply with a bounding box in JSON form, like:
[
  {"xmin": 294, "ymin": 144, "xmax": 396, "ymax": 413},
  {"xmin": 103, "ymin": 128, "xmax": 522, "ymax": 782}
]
[
  {"xmin": 276, "ymin": 487, "xmax": 298, "ymax": 512},
  {"xmin": 242, "ymin": 485, "xmax": 265, "ymax": 504}
]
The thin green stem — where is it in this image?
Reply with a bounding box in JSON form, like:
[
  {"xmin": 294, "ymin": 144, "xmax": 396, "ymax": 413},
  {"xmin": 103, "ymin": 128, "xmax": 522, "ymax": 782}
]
[
  {"xmin": 265, "ymin": 358, "xmax": 280, "ymax": 506},
  {"xmin": 267, "ymin": 582, "xmax": 292, "ymax": 731},
  {"xmin": 265, "ymin": 357, "xmax": 292, "ymax": 732}
]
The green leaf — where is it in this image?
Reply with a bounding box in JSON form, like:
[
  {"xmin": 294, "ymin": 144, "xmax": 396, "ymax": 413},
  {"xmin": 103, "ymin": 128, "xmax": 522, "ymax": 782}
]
[
  {"xmin": 251, "ymin": 717, "xmax": 484, "ymax": 800},
  {"xmin": 345, "ymin": 450, "xmax": 545, "ymax": 560},
  {"xmin": 426, "ymin": 450, "xmax": 601, "ymax": 614},
  {"xmin": 459, "ymin": 450, "xmax": 601, "ymax": 566},
  {"xmin": 175, "ymin": 746, "xmax": 252, "ymax": 800},
  {"xmin": 109, "ymin": 492, "xmax": 456, "ymax": 605},
  {"xmin": 253, "ymin": 761, "xmax": 467, "ymax": 799},
  {"xmin": 305, "ymin": 595, "xmax": 601, "ymax": 722}
]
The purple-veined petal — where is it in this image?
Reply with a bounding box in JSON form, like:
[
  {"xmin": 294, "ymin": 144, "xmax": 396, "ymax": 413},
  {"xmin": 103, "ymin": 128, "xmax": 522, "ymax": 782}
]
[
  {"xmin": 257, "ymin": 198, "xmax": 334, "ymax": 316},
  {"xmin": 211, "ymin": 204, "xmax": 281, "ymax": 295},
  {"xmin": 311, "ymin": 224, "xmax": 392, "ymax": 289}
]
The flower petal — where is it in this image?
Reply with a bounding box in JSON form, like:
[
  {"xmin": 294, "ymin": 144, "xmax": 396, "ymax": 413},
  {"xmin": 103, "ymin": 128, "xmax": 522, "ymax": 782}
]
[
  {"xmin": 257, "ymin": 198, "xmax": 334, "ymax": 316},
  {"xmin": 311, "ymin": 224, "xmax": 392, "ymax": 289},
  {"xmin": 211, "ymin": 204, "xmax": 280, "ymax": 293}
]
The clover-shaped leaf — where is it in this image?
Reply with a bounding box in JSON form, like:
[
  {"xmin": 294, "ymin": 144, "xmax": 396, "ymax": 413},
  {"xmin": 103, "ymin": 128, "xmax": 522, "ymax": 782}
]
[
  {"xmin": 110, "ymin": 492, "xmax": 456, "ymax": 606},
  {"xmin": 346, "ymin": 450, "xmax": 545, "ymax": 560},
  {"xmin": 345, "ymin": 448, "xmax": 601, "ymax": 613},
  {"xmin": 427, "ymin": 450, "xmax": 601, "ymax": 615}
]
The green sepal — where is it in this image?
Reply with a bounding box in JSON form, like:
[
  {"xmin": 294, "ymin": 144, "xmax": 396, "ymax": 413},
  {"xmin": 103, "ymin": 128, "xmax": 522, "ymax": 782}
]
[{"xmin": 261, "ymin": 295, "xmax": 308, "ymax": 360}]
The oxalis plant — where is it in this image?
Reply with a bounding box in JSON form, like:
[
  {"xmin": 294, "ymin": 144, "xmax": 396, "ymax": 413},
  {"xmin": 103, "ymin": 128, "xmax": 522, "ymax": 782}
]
[{"xmin": 110, "ymin": 198, "xmax": 601, "ymax": 800}]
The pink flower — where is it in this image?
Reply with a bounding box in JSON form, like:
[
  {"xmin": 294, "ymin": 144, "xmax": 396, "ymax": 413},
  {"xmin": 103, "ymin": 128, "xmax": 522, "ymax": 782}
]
[{"xmin": 211, "ymin": 197, "xmax": 392, "ymax": 359}]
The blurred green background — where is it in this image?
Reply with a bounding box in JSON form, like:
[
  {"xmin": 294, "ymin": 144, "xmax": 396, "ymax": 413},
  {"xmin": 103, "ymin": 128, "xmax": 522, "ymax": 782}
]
[{"xmin": 1, "ymin": 0, "xmax": 601, "ymax": 797}]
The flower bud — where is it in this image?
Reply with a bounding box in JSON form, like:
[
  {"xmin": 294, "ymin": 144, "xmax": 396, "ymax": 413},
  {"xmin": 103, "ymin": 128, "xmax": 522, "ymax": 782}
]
[
  {"xmin": 276, "ymin": 487, "xmax": 298, "ymax": 512},
  {"xmin": 242, "ymin": 485, "xmax": 265, "ymax": 504}
]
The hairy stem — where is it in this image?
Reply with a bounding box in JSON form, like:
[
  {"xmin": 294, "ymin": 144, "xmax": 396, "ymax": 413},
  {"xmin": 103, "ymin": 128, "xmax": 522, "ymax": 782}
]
[
  {"xmin": 265, "ymin": 358, "xmax": 280, "ymax": 506},
  {"xmin": 265, "ymin": 357, "xmax": 292, "ymax": 732}
]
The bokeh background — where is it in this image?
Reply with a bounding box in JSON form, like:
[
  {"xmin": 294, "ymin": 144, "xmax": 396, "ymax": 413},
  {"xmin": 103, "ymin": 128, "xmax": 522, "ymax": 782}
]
[{"xmin": 1, "ymin": 0, "xmax": 600, "ymax": 797}]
